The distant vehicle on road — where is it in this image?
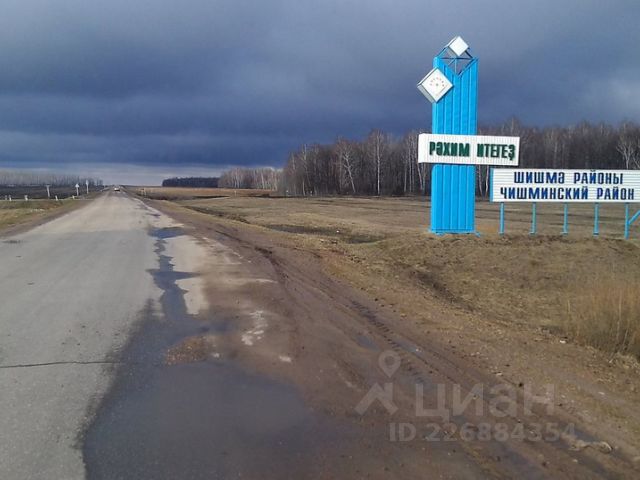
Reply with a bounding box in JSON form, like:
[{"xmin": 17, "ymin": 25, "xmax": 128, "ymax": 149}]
[{"xmin": 113, "ymin": 186, "xmax": 121, "ymax": 191}]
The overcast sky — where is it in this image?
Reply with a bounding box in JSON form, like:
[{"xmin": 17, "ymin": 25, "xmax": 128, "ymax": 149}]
[{"xmin": 0, "ymin": 0, "xmax": 638, "ymax": 184}]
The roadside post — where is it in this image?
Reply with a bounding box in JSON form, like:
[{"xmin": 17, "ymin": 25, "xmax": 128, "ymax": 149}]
[
  {"xmin": 562, "ymin": 203, "xmax": 569, "ymax": 235},
  {"xmin": 625, "ymin": 205, "xmax": 640, "ymax": 239},
  {"xmin": 417, "ymin": 36, "xmax": 520, "ymax": 234},
  {"xmin": 45, "ymin": 184, "xmax": 51, "ymax": 199},
  {"xmin": 530, "ymin": 203, "xmax": 537, "ymax": 235},
  {"xmin": 85, "ymin": 179, "xmax": 89, "ymax": 195},
  {"xmin": 75, "ymin": 183, "xmax": 80, "ymax": 197}
]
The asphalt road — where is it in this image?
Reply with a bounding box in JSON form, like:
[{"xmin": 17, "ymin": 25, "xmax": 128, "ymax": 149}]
[
  {"xmin": 0, "ymin": 192, "xmax": 162, "ymax": 479},
  {"xmin": 0, "ymin": 192, "xmax": 347, "ymax": 480}
]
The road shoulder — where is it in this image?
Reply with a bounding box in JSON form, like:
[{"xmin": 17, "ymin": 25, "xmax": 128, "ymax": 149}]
[{"xmin": 146, "ymin": 197, "xmax": 640, "ymax": 478}]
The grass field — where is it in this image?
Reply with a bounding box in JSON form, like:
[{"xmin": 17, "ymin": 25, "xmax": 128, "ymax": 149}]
[
  {"xmin": 179, "ymin": 194, "xmax": 635, "ymax": 239},
  {"xmin": 149, "ymin": 190, "xmax": 640, "ymax": 359},
  {"xmin": 0, "ymin": 198, "xmax": 77, "ymax": 233},
  {"xmin": 131, "ymin": 186, "xmax": 273, "ymax": 200}
]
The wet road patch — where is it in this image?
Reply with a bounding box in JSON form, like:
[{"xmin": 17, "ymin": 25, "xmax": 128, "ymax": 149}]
[{"xmin": 82, "ymin": 226, "xmax": 347, "ymax": 479}]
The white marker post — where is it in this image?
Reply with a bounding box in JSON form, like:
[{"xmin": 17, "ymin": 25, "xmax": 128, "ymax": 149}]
[
  {"xmin": 85, "ymin": 179, "xmax": 89, "ymax": 195},
  {"xmin": 75, "ymin": 183, "xmax": 80, "ymax": 197},
  {"xmin": 45, "ymin": 184, "xmax": 51, "ymax": 199}
]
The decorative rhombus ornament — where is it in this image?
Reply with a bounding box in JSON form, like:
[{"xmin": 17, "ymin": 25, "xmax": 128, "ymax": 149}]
[{"xmin": 416, "ymin": 68, "xmax": 452, "ymax": 104}]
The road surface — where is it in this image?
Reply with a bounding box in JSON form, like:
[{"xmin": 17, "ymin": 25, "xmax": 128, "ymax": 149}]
[
  {"xmin": 0, "ymin": 192, "xmax": 353, "ymax": 480},
  {"xmin": 0, "ymin": 193, "xmax": 164, "ymax": 479}
]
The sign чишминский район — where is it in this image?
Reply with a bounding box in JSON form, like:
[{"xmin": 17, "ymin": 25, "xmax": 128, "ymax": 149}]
[{"xmin": 491, "ymin": 169, "xmax": 640, "ymax": 203}]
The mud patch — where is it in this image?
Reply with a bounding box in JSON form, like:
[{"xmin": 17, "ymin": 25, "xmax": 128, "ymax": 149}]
[
  {"xmin": 165, "ymin": 334, "xmax": 219, "ymax": 365},
  {"xmin": 266, "ymin": 224, "xmax": 383, "ymax": 244},
  {"xmin": 186, "ymin": 205, "xmax": 248, "ymax": 223}
]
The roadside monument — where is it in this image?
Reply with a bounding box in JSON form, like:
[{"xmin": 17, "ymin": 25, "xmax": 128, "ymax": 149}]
[{"xmin": 417, "ymin": 36, "xmax": 519, "ymax": 234}]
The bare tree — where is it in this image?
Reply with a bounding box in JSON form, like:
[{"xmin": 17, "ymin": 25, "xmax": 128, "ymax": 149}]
[
  {"xmin": 336, "ymin": 138, "xmax": 356, "ymax": 194},
  {"xmin": 366, "ymin": 130, "xmax": 388, "ymax": 196},
  {"xmin": 617, "ymin": 123, "xmax": 640, "ymax": 169}
]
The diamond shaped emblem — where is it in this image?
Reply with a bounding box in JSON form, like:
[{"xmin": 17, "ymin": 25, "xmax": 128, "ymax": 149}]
[
  {"xmin": 446, "ymin": 36, "xmax": 469, "ymax": 57},
  {"xmin": 417, "ymin": 68, "xmax": 453, "ymax": 103}
]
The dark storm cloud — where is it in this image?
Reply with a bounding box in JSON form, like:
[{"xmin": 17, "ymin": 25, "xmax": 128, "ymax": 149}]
[{"xmin": 0, "ymin": 0, "xmax": 639, "ymax": 183}]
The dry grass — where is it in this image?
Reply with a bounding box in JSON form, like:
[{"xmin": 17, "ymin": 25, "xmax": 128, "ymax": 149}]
[
  {"xmin": 158, "ymin": 193, "xmax": 637, "ymax": 239},
  {"xmin": 565, "ymin": 274, "xmax": 640, "ymax": 359},
  {"xmin": 0, "ymin": 199, "xmax": 71, "ymax": 231}
]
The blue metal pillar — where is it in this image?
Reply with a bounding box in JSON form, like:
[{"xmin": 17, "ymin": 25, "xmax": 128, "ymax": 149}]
[
  {"xmin": 562, "ymin": 203, "xmax": 569, "ymax": 235},
  {"xmin": 625, "ymin": 206, "xmax": 640, "ymax": 240},
  {"xmin": 593, "ymin": 203, "xmax": 600, "ymax": 237},
  {"xmin": 530, "ymin": 202, "xmax": 537, "ymax": 235},
  {"xmin": 499, "ymin": 202, "xmax": 505, "ymax": 235},
  {"xmin": 430, "ymin": 54, "xmax": 478, "ymax": 234},
  {"xmin": 625, "ymin": 203, "xmax": 629, "ymax": 239}
]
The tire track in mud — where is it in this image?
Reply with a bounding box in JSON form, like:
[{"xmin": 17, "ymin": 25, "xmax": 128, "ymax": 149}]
[{"xmin": 347, "ymin": 300, "xmax": 631, "ymax": 479}]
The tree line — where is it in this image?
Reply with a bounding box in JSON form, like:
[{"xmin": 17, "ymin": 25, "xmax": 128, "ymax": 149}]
[
  {"xmin": 162, "ymin": 177, "xmax": 219, "ymax": 187},
  {"xmin": 277, "ymin": 119, "xmax": 640, "ymax": 197},
  {"xmin": 216, "ymin": 120, "xmax": 640, "ymax": 196},
  {"xmin": 0, "ymin": 171, "xmax": 103, "ymax": 187},
  {"xmin": 218, "ymin": 167, "xmax": 281, "ymax": 190}
]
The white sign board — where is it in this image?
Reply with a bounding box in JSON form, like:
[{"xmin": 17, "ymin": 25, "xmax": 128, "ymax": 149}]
[
  {"xmin": 491, "ymin": 169, "xmax": 640, "ymax": 203},
  {"xmin": 418, "ymin": 133, "xmax": 520, "ymax": 166}
]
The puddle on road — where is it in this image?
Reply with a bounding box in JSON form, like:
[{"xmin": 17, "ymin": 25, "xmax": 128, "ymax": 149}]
[
  {"xmin": 84, "ymin": 359, "xmax": 345, "ymax": 479},
  {"xmin": 355, "ymin": 333, "xmax": 379, "ymax": 351},
  {"xmin": 82, "ymin": 227, "xmax": 348, "ymax": 479},
  {"xmin": 152, "ymin": 226, "xmax": 184, "ymax": 240}
]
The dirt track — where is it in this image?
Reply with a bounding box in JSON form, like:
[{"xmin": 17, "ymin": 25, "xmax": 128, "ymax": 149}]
[{"xmin": 150, "ymin": 198, "xmax": 640, "ymax": 479}]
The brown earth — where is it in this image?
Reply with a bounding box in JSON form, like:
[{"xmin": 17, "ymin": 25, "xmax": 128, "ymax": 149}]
[{"xmin": 142, "ymin": 192, "xmax": 640, "ymax": 479}]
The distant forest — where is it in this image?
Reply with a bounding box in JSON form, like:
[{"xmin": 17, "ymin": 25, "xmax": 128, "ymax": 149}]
[
  {"xmin": 0, "ymin": 171, "xmax": 103, "ymax": 187},
  {"xmin": 162, "ymin": 177, "xmax": 219, "ymax": 188}
]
